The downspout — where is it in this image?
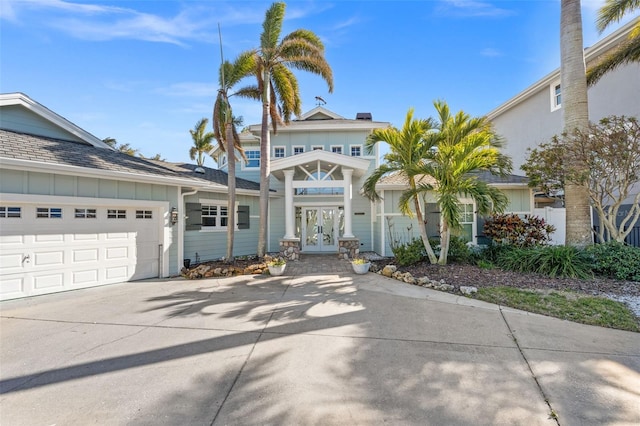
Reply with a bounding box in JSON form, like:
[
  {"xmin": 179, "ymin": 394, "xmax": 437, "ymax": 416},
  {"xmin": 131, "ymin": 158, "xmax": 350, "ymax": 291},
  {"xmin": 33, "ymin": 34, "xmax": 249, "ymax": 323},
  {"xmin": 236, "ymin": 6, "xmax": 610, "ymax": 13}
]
[{"xmin": 178, "ymin": 187, "xmax": 199, "ymax": 272}]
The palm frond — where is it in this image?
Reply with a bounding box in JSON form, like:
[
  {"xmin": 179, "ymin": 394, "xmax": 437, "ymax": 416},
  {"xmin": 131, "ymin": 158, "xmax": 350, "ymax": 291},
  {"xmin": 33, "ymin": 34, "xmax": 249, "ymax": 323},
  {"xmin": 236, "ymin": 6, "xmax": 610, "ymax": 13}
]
[
  {"xmin": 587, "ymin": 35, "xmax": 640, "ymax": 85},
  {"xmin": 261, "ymin": 2, "xmax": 285, "ymax": 51},
  {"xmin": 596, "ymin": 0, "xmax": 639, "ymax": 32}
]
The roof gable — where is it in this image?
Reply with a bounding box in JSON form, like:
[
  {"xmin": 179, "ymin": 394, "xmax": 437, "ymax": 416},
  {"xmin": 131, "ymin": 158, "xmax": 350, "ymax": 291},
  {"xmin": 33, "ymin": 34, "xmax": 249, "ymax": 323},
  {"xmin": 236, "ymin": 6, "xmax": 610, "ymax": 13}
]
[
  {"xmin": 298, "ymin": 106, "xmax": 344, "ymax": 121},
  {"xmin": 0, "ymin": 92, "xmax": 111, "ymax": 149}
]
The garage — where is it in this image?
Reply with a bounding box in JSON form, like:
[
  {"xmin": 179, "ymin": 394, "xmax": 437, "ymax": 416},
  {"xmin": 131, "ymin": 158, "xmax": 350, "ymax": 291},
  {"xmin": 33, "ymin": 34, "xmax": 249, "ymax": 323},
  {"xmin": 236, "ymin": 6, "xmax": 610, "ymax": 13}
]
[{"xmin": 0, "ymin": 202, "xmax": 164, "ymax": 300}]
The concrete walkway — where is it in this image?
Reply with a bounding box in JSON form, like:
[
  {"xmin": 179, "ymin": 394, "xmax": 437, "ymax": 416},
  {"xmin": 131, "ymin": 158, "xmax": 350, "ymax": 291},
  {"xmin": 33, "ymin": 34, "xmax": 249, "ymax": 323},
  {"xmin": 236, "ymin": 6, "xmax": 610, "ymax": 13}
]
[{"xmin": 1, "ymin": 255, "xmax": 639, "ymax": 425}]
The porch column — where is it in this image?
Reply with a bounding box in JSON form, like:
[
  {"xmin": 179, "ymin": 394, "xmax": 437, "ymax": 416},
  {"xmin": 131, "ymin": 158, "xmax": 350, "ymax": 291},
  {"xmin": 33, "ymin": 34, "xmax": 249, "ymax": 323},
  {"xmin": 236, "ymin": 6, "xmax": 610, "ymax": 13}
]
[
  {"xmin": 283, "ymin": 169, "xmax": 296, "ymax": 239},
  {"xmin": 343, "ymin": 168, "xmax": 354, "ymax": 237}
]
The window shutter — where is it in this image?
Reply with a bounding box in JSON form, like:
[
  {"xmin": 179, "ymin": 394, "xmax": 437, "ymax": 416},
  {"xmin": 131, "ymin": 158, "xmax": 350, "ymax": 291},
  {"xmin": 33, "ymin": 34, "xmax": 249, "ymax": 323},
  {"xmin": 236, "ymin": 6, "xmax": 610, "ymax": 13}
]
[
  {"xmin": 237, "ymin": 205, "xmax": 250, "ymax": 229},
  {"xmin": 425, "ymin": 203, "xmax": 440, "ymax": 240},
  {"xmin": 185, "ymin": 203, "xmax": 202, "ymax": 231}
]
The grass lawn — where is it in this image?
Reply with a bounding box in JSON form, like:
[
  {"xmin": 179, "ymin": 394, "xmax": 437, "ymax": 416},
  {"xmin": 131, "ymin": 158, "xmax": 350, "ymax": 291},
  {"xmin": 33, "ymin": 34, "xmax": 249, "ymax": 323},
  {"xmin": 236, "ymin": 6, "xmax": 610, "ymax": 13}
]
[{"xmin": 473, "ymin": 287, "xmax": 639, "ymax": 332}]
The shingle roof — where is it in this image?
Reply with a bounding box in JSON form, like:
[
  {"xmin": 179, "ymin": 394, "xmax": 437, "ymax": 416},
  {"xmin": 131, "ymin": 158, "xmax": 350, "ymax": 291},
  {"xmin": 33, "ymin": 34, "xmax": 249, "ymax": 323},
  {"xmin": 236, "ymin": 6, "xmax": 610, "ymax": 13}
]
[
  {"xmin": 376, "ymin": 170, "xmax": 528, "ymax": 187},
  {"xmin": 0, "ymin": 129, "xmax": 261, "ymax": 191}
]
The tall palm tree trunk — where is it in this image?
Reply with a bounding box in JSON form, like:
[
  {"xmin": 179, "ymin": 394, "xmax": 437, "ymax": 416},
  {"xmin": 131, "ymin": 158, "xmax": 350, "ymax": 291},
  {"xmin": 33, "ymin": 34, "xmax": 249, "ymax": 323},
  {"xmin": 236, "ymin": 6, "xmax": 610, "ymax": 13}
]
[
  {"xmin": 561, "ymin": 0, "xmax": 593, "ymax": 247},
  {"xmin": 438, "ymin": 222, "xmax": 451, "ymax": 265},
  {"xmin": 225, "ymin": 121, "xmax": 236, "ymax": 261},
  {"xmin": 257, "ymin": 68, "xmax": 271, "ymax": 257}
]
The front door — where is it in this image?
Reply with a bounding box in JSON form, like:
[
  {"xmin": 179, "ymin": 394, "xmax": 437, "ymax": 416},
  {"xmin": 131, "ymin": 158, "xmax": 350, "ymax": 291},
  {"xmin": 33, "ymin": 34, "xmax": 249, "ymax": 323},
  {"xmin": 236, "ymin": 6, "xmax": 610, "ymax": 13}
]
[{"xmin": 302, "ymin": 207, "xmax": 339, "ymax": 252}]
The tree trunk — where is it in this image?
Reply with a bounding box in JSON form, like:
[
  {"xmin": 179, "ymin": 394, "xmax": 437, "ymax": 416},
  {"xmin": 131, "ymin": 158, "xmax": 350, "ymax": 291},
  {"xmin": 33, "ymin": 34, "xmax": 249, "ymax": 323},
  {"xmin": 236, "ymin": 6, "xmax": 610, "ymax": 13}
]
[
  {"xmin": 412, "ymin": 190, "xmax": 438, "ymax": 264},
  {"xmin": 257, "ymin": 68, "xmax": 271, "ymax": 257},
  {"xmin": 561, "ymin": 0, "xmax": 593, "ymax": 247},
  {"xmin": 438, "ymin": 221, "xmax": 450, "ymax": 265},
  {"xmin": 225, "ymin": 121, "xmax": 236, "ymax": 261}
]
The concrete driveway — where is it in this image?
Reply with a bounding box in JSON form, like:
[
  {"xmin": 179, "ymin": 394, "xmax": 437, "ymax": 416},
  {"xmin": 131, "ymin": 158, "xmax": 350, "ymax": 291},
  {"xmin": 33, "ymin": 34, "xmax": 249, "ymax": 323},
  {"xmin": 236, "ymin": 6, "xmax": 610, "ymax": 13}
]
[{"xmin": 1, "ymin": 270, "xmax": 639, "ymax": 425}]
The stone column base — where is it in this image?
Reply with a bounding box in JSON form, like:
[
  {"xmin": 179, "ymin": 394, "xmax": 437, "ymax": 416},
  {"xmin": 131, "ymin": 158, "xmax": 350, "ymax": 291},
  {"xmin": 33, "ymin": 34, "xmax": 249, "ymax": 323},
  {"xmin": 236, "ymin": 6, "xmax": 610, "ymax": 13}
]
[
  {"xmin": 279, "ymin": 238, "xmax": 301, "ymax": 261},
  {"xmin": 338, "ymin": 237, "xmax": 360, "ymax": 260}
]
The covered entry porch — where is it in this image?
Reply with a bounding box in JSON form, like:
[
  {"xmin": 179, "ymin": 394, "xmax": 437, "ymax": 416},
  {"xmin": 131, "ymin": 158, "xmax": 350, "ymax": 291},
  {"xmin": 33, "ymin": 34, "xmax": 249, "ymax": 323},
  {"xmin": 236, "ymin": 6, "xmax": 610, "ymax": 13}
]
[{"xmin": 271, "ymin": 150, "xmax": 370, "ymax": 259}]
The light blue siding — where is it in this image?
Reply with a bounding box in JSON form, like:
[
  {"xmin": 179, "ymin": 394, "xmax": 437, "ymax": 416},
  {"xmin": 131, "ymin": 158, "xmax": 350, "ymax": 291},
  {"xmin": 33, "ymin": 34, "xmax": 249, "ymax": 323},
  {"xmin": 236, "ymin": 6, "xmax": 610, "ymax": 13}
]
[
  {"xmin": 0, "ymin": 169, "xmax": 24, "ymax": 192},
  {"xmin": 0, "ymin": 105, "xmax": 88, "ymax": 143}
]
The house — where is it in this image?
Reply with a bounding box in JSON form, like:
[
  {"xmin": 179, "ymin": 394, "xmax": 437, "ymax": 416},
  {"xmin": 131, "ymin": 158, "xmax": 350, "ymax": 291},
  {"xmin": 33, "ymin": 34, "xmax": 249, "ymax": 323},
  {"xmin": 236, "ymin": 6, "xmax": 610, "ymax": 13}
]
[
  {"xmin": 1, "ymin": 94, "xmax": 535, "ymax": 301},
  {"xmin": 486, "ymin": 17, "xmax": 640, "ymax": 245},
  {"xmin": 0, "ymin": 92, "xmax": 260, "ymax": 300},
  {"xmin": 216, "ymin": 106, "xmax": 535, "ymax": 258},
  {"xmin": 487, "ymin": 17, "xmax": 640, "ymax": 176}
]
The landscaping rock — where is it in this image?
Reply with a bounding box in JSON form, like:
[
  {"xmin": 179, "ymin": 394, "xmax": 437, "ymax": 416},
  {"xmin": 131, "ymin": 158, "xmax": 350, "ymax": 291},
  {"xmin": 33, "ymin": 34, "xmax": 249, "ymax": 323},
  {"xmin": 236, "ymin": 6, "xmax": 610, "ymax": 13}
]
[
  {"xmin": 382, "ymin": 265, "xmax": 397, "ymax": 277},
  {"xmin": 460, "ymin": 286, "xmax": 478, "ymax": 295}
]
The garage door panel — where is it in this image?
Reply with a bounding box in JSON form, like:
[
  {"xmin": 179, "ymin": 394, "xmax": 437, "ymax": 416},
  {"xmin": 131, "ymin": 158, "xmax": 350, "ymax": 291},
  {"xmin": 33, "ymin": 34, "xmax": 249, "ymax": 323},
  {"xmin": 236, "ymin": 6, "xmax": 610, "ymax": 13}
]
[
  {"xmin": 0, "ymin": 234, "xmax": 24, "ymax": 244},
  {"xmin": 0, "ymin": 275, "xmax": 25, "ymax": 298},
  {"xmin": 106, "ymin": 265, "xmax": 130, "ymax": 280},
  {"xmin": 34, "ymin": 234, "xmax": 64, "ymax": 243},
  {"xmin": 34, "ymin": 251, "xmax": 64, "ymax": 266},
  {"xmin": 72, "ymin": 269, "xmax": 99, "ymax": 285},
  {"xmin": 33, "ymin": 273, "xmax": 64, "ymax": 290},
  {"xmin": 1, "ymin": 205, "xmax": 162, "ymax": 300},
  {"xmin": 73, "ymin": 248, "xmax": 99, "ymax": 262},
  {"xmin": 106, "ymin": 246, "xmax": 130, "ymax": 260}
]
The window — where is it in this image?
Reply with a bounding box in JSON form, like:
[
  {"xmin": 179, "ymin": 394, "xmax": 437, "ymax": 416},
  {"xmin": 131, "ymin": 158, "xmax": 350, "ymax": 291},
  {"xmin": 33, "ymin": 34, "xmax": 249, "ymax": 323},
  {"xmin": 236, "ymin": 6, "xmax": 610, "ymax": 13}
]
[
  {"xmin": 0, "ymin": 207, "xmax": 21, "ymax": 218},
  {"xmin": 136, "ymin": 210, "xmax": 153, "ymax": 219},
  {"xmin": 350, "ymin": 145, "xmax": 362, "ymax": 157},
  {"xmin": 295, "ymin": 171, "xmax": 344, "ymax": 195},
  {"xmin": 458, "ymin": 203, "xmax": 474, "ymax": 243},
  {"xmin": 331, "ymin": 146, "xmax": 343, "ymax": 155},
  {"xmin": 312, "ymin": 145, "xmax": 324, "ymax": 151},
  {"xmin": 202, "ymin": 205, "xmax": 228, "ymax": 229},
  {"xmin": 293, "ymin": 146, "xmax": 305, "ymax": 155},
  {"xmin": 220, "ymin": 154, "xmax": 227, "ymax": 166},
  {"xmin": 550, "ymin": 82, "xmax": 561, "ymax": 111},
  {"xmin": 245, "ymin": 150, "xmax": 260, "ymax": 168},
  {"xmin": 37, "ymin": 207, "xmax": 62, "ymax": 218},
  {"xmin": 75, "ymin": 208, "xmax": 97, "ymax": 219},
  {"xmin": 107, "ymin": 209, "xmax": 126, "ymax": 219},
  {"xmin": 274, "ymin": 146, "xmax": 285, "ymax": 158}
]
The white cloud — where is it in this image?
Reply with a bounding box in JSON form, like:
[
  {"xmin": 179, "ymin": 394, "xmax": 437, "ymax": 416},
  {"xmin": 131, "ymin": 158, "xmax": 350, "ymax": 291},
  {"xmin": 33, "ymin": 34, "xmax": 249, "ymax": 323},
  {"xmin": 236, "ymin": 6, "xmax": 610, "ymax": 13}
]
[
  {"xmin": 437, "ymin": 0, "xmax": 515, "ymax": 18},
  {"xmin": 480, "ymin": 47, "xmax": 502, "ymax": 57}
]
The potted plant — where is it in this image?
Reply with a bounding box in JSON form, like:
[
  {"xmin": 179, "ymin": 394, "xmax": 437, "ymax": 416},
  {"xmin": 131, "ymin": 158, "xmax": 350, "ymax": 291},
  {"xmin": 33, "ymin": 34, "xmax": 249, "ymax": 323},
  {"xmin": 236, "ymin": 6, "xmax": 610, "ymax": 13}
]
[
  {"xmin": 351, "ymin": 257, "xmax": 371, "ymax": 274},
  {"xmin": 267, "ymin": 257, "xmax": 287, "ymax": 276}
]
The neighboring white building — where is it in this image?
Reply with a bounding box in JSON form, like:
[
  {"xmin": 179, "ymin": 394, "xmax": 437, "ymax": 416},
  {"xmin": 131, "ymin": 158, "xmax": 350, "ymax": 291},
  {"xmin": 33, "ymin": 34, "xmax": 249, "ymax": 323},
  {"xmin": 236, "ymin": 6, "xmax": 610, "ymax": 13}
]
[{"xmin": 487, "ymin": 17, "xmax": 640, "ymax": 175}]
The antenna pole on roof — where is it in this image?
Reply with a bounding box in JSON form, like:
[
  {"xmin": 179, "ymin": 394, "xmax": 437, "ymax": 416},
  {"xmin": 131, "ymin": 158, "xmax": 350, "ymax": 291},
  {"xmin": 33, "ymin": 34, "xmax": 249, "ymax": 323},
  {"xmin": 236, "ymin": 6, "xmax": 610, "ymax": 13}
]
[{"xmin": 218, "ymin": 23, "xmax": 225, "ymax": 88}]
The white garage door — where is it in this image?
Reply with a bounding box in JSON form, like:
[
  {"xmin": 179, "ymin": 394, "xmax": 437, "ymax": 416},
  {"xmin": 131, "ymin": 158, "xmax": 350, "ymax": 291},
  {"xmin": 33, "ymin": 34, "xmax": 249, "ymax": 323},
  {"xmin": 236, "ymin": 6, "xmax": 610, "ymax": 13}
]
[{"xmin": 0, "ymin": 204, "xmax": 161, "ymax": 300}]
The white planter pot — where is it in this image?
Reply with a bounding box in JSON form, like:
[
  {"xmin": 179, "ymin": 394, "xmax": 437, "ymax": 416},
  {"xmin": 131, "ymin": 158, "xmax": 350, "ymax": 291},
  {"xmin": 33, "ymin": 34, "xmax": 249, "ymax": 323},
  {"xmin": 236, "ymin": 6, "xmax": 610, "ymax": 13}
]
[
  {"xmin": 268, "ymin": 264, "xmax": 286, "ymax": 276},
  {"xmin": 351, "ymin": 262, "xmax": 371, "ymax": 274}
]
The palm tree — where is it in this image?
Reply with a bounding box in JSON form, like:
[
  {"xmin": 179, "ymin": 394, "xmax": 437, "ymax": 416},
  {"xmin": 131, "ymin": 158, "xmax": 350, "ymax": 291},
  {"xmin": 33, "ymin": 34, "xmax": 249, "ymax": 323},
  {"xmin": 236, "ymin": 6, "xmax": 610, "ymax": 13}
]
[
  {"xmin": 213, "ymin": 51, "xmax": 254, "ymax": 261},
  {"xmin": 364, "ymin": 102, "xmax": 511, "ymax": 265},
  {"xmin": 560, "ymin": 0, "xmax": 593, "ymax": 247},
  {"xmin": 587, "ymin": 1, "xmax": 640, "ymax": 85},
  {"xmin": 363, "ymin": 109, "xmax": 440, "ymax": 264},
  {"xmin": 189, "ymin": 118, "xmax": 215, "ymax": 167},
  {"xmin": 250, "ymin": 1, "xmax": 334, "ymax": 257}
]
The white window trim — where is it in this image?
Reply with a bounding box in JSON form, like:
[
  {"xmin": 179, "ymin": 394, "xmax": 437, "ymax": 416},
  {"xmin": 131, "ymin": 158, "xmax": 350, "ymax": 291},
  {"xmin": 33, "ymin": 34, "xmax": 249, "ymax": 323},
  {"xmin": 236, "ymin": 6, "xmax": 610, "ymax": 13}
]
[
  {"xmin": 273, "ymin": 146, "xmax": 286, "ymax": 158},
  {"xmin": 311, "ymin": 145, "xmax": 324, "ymax": 151},
  {"xmin": 242, "ymin": 149, "xmax": 261, "ymax": 170},
  {"xmin": 198, "ymin": 200, "xmax": 241, "ymax": 232},
  {"xmin": 550, "ymin": 80, "xmax": 561, "ymax": 112},
  {"xmin": 292, "ymin": 145, "xmax": 305, "ymax": 155},
  {"xmin": 330, "ymin": 145, "xmax": 343, "ymax": 154},
  {"xmin": 457, "ymin": 200, "xmax": 477, "ymax": 245},
  {"xmin": 349, "ymin": 144, "xmax": 363, "ymax": 157}
]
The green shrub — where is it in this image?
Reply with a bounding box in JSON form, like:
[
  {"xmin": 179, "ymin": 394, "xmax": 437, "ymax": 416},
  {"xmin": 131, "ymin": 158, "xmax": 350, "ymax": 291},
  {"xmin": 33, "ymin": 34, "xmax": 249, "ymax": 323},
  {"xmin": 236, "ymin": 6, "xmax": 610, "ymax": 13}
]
[
  {"xmin": 484, "ymin": 214, "xmax": 556, "ymax": 247},
  {"xmin": 477, "ymin": 242, "xmax": 515, "ymax": 264},
  {"xmin": 391, "ymin": 237, "xmax": 426, "ymax": 266},
  {"xmin": 496, "ymin": 245, "xmax": 593, "ymax": 279},
  {"xmin": 447, "ymin": 235, "xmax": 474, "ymax": 263},
  {"xmin": 587, "ymin": 242, "xmax": 640, "ymax": 281}
]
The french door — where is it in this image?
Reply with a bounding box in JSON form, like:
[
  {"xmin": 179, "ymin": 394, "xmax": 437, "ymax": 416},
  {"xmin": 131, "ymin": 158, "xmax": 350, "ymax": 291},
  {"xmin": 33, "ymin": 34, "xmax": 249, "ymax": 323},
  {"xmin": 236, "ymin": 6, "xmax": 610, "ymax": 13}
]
[{"xmin": 301, "ymin": 207, "xmax": 339, "ymax": 252}]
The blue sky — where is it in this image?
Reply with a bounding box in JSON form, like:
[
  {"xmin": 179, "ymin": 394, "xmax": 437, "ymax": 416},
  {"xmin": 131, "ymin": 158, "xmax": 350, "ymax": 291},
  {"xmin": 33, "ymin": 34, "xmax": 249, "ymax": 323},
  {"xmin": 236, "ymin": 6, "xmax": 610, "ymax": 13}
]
[{"xmin": 1, "ymin": 0, "xmax": 635, "ymax": 164}]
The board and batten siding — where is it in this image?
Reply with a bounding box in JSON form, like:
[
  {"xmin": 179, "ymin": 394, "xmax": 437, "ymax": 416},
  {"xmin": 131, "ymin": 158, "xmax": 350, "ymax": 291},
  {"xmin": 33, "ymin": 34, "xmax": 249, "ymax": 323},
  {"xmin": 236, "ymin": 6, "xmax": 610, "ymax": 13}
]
[{"xmin": 183, "ymin": 192, "xmax": 260, "ymax": 262}]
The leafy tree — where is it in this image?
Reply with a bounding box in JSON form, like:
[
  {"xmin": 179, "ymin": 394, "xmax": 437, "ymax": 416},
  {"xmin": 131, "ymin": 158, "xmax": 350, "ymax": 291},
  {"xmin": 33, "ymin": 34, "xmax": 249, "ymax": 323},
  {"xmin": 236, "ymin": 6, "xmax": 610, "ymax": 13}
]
[
  {"xmin": 522, "ymin": 115, "xmax": 640, "ymax": 243},
  {"xmin": 560, "ymin": 0, "xmax": 592, "ymax": 247},
  {"xmin": 248, "ymin": 1, "xmax": 333, "ymax": 257},
  {"xmin": 213, "ymin": 51, "xmax": 254, "ymax": 261},
  {"xmin": 364, "ymin": 101, "xmax": 511, "ymax": 265},
  {"xmin": 189, "ymin": 118, "xmax": 215, "ymax": 167},
  {"xmin": 103, "ymin": 137, "xmax": 163, "ymax": 160},
  {"xmin": 587, "ymin": 0, "xmax": 640, "ymax": 85}
]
